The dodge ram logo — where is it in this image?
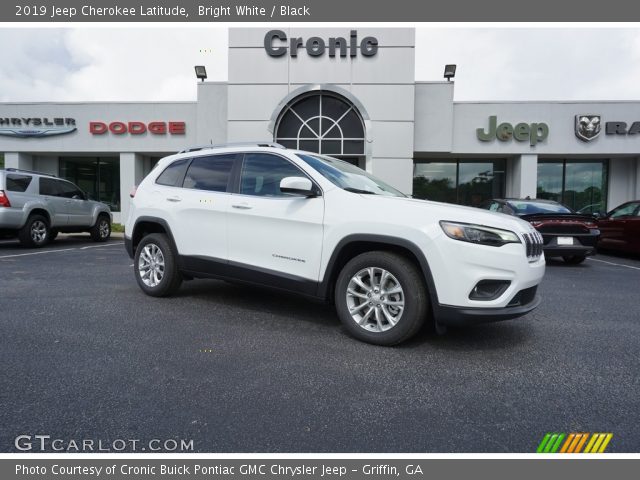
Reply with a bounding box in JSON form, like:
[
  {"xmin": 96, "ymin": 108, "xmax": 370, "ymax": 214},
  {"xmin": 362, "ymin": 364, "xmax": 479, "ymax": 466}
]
[{"xmin": 575, "ymin": 114, "xmax": 601, "ymax": 142}]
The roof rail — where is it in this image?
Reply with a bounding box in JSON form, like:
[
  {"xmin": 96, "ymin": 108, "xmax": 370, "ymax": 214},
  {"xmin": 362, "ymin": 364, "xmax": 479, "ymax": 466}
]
[
  {"xmin": 2, "ymin": 167, "xmax": 58, "ymax": 177},
  {"xmin": 177, "ymin": 142, "xmax": 286, "ymax": 154}
]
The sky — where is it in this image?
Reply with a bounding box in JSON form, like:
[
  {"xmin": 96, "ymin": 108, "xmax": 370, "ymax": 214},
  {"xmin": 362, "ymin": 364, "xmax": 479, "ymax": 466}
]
[{"xmin": 1, "ymin": 27, "xmax": 640, "ymax": 102}]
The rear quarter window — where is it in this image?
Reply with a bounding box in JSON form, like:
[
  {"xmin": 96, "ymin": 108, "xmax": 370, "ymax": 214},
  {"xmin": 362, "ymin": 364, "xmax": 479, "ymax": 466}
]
[
  {"xmin": 156, "ymin": 158, "xmax": 190, "ymax": 187},
  {"xmin": 6, "ymin": 174, "xmax": 33, "ymax": 192}
]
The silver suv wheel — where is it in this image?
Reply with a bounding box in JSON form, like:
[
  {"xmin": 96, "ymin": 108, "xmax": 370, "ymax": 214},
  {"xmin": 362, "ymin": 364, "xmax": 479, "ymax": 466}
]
[
  {"xmin": 30, "ymin": 220, "xmax": 48, "ymax": 244},
  {"xmin": 346, "ymin": 267, "xmax": 405, "ymax": 332},
  {"xmin": 138, "ymin": 243, "xmax": 165, "ymax": 287}
]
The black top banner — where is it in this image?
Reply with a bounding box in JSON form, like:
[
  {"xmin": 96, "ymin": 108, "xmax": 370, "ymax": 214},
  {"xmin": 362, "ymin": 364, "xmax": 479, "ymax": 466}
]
[{"xmin": 4, "ymin": 0, "xmax": 640, "ymax": 22}]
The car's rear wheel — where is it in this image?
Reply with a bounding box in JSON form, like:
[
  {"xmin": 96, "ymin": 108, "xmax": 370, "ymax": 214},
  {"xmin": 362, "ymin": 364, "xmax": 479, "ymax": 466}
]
[
  {"xmin": 18, "ymin": 215, "xmax": 50, "ymax": 248},
  {"xmin": 90, "ymin": 215, "xmax": 111, "ymax": 242},
  {"xmin": 134, "ymin": 233, "xmax": 182, "ymax": 297},
  {"xmin": 563, "ymin": 255, "xmax": 587, "ymax": 264},
  {"xmin": 335, "ymin": 251, "xmax": 428, "ymax": 346}
]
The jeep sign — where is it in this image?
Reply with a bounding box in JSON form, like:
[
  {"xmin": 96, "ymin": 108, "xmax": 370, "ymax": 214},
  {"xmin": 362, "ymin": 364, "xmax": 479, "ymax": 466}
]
[{"xmin": 477, "ymin": 116, "xmax": 549, "ymax": 146}]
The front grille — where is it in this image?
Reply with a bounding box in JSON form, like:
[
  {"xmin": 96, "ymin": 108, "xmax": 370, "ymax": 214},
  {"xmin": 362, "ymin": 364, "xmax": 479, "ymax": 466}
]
[{"xmin": 523, "ymin": 231, "xmax": 544, "ymax": 261}]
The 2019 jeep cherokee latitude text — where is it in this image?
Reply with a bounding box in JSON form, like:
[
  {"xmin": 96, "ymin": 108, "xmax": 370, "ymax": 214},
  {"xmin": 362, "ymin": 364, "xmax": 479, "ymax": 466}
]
[{"xmin": 125, "ymin": 144, "xmax": 545, "ymax": 345}]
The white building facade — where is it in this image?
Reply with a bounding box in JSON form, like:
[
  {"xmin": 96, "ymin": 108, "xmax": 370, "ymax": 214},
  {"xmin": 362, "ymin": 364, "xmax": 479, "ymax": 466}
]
[{"xmin": 1, "ymin": 28, "xmax": 639, "ymax": 223}]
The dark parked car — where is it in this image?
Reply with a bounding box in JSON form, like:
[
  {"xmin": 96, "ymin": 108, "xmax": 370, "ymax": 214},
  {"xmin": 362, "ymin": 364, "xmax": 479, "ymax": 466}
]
[
  {"xmin": 480, "ymin": 198, "xmax": 600, "ymax": 264},
  {"xmin": 597, "ymin": 201, "xmax": 640, "ymax": 255}
]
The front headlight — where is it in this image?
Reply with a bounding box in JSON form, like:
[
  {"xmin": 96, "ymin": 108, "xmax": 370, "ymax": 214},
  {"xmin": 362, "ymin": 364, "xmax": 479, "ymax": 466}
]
[{"xmin": 439, "ymin": 221, "xmax": 521, "ymax": 247}]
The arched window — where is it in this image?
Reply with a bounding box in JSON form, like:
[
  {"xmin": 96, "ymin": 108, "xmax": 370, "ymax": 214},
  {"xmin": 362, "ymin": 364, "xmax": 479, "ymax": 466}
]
[{"xmin": 274, "ymin": 92, "xmax": 365, "ymax": 164}]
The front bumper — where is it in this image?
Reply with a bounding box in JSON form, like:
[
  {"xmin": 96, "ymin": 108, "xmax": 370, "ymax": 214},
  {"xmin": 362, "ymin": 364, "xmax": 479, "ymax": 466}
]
[
  {"xmin": 541, "ymin": 231, "xmax": 598, "ymax": 258},
  {"xmin": 434, "ymin": 287, "xmax": 541, "ymax": 326}
]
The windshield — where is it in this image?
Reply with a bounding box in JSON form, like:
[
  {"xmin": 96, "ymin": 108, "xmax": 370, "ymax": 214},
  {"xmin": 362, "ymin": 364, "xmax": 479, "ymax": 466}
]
[
  {"xmin": 296, "ymin": 153, "xmax": 406, "ymax": 197},
  {"xmin": 507, "ymin": 200, "xmax": 573, "ymax": 215}
]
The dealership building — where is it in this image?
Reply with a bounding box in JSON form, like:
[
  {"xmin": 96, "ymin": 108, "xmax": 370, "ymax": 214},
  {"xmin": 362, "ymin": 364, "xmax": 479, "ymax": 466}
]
[{"xmin": 1, "ymin": 28, "xmax": 640, "ymax": 223}]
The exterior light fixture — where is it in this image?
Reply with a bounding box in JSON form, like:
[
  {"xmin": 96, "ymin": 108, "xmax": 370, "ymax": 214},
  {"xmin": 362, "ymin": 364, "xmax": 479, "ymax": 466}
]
[
  {"xmin": 444, "ymin": 64, "xmax": 457, "ymax": 81},
  {"xmin": 194, "ymin": 65, "xmax": 207, "ymax": 82}
]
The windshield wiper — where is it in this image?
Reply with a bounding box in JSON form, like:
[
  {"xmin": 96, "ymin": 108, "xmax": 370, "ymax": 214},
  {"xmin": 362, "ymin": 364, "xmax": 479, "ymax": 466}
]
[{"xmin": 343, "ymin": 187, "xmax": 378, "ymax": 195}]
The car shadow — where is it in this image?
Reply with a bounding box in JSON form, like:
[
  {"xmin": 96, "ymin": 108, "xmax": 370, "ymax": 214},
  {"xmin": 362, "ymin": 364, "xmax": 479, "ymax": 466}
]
[
  {"xmin": 544, "ymin": 257, "xmax": 588, "ymax": 268},
  {"xmin": 175, "ymin": 278, "xmax": 533, "ymax": 350},
  {"xmin": 177, "ymin": 278, "xmax": 340, "ymax": 329},
  {"xmin": 0, "ymin": 235, "xmax": 122, "ymax": 251}
]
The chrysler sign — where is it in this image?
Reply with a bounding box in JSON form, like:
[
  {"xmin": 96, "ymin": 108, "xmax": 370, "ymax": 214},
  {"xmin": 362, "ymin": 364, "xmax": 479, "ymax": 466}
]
[{"xmin": 0, "ymin": 117, "xmax": 76, "ymax": 138}]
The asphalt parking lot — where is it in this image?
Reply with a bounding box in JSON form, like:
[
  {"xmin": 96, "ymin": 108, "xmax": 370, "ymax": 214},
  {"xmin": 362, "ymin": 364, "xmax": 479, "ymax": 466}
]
[{"xmin": 0, "ymin": 235, "xmax": 639, "ymax": 453}]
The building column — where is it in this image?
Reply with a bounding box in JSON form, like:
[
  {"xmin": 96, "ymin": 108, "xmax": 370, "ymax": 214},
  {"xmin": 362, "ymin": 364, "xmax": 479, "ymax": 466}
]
[
  {"xmin": 4, "ymin": 152, "xmax": 34, "ymax": 170},
  {"xmin": 370, "ymin": 157, "xmax": 414, "ymax": 195},
  {"xmin": 507, "ymin": 154, "xmax": 538, "ymax": 199},
  {"xmin": 119, "ymin": 153, "xmax": 145, "ymax": 225}
]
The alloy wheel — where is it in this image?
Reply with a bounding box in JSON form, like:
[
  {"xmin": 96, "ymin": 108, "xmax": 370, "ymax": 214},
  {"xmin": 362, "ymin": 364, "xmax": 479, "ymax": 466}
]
[
  {"xmin": 138, "ymin": 243, "xmax": 165, "ymax": 288},
  {"xmin": 346, "ymin": 267, "xmax": 405, "ymax": 332}
]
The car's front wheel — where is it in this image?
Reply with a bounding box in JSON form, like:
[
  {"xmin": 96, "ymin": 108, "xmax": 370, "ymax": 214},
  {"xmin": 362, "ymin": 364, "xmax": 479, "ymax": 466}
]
[
  {"xmin": 90, "ymin": 215, "xmax": 111, "ymax": 242},
  {"xmin": 334, "ymin": 251, "xmax": 428, "ymax": 346},
  {"xmin": 134, "ymin": 233, "xmax": 182, "ymax": 297}
]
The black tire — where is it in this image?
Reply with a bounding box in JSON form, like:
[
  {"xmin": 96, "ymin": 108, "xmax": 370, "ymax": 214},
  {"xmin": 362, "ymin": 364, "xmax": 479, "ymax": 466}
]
[
  {"xmin": 334, "ymin": 251, "xmax": 428, "ymax": 346},
  {"xmin": 563, "ymin": 255, "xmax": 587, "ymax": 264},
  {"xmin": 18, "ymin": 214, "xmax": 50, "ymax": 248},
  {"xmin": 90, "ymin": 214, "xmax": 111, "ymax": 242},
  {"xmin": 134, "ymin": 233, "xmax": 182, "ymax": 297}
]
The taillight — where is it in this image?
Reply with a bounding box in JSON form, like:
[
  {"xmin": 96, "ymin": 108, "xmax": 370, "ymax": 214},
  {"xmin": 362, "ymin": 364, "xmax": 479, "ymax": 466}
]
[
  {"xmin": 129, "ymin": 186, "xmax": 137, "ymax": 198},
  {"xmin": 0, "ymin": 190, "xmax": 11, "ymax": 208}
]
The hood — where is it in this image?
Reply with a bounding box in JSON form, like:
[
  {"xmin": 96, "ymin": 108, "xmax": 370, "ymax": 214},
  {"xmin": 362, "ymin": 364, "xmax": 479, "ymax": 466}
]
[{"xmin": 350, "ymin": 194, "xmax": 535, "ymax": 234}]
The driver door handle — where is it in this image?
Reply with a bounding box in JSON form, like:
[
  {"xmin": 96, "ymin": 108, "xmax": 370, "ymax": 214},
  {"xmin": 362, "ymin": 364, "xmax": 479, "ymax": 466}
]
[
  {"xmin": 166, "ymin": 196, "xmax": 182, "ymax": 203},
  {"xmin": 232, "ymin": 203, "xmax": 252, "ymax": 210}
]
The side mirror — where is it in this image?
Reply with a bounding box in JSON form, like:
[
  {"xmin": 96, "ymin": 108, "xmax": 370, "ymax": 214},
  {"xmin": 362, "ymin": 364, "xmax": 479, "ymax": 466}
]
[
  {"xmin": 280, "ymin": 177, "xmax": 317, "ymax": 197},
  {"xmin": 593, "ymin": 211, "xmax": 605, "ymax": 219}
]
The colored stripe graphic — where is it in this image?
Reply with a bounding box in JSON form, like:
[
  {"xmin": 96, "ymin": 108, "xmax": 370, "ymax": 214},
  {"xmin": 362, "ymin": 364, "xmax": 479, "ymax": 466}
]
[{"xmin": 537, "ymin": 433, "xmax": 612, "ymax": 453}]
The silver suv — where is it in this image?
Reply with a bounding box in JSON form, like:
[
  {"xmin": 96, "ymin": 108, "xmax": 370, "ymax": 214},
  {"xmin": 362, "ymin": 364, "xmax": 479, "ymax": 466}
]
[{"xmin": 0, "ymin": 168, "xmax": 112, "ymax": 247}]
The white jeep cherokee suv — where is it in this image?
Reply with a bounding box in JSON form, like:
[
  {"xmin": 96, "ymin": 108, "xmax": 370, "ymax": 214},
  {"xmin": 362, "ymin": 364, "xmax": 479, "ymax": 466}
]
[{"xmin": 125, "ymin": 143, "xmax": 545, "ymax": 345}]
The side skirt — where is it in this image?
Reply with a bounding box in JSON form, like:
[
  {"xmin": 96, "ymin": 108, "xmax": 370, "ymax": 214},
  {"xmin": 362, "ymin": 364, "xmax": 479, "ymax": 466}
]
[{"xmin": 179, "ymin": 255, "xmax": 322, "ymax": 299}]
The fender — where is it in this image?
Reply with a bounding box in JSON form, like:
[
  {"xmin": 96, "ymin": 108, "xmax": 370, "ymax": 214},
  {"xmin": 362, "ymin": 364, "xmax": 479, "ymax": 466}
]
[
  {"xmin": 129, "ymin": 216, "xmax": 179, "ymax": 260},
  {"xmin": 318, "ymin": 234, "xmax": 440, "ymax": 306}
]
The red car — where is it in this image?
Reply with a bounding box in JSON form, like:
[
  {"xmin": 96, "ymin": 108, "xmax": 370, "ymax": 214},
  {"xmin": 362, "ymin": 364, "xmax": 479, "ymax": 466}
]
[
  {"xmin": 597, "ymin": 201, "xmax": 640, "ymax": 255},
  {"xmin": 481, "ymin": 198, "xmax": 600, "ymax": 264}
]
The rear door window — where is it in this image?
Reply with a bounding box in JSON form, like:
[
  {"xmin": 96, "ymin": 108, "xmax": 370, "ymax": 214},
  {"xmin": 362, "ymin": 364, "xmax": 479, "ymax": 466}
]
[
  {"xmin": 39, "ymin": 177, "xmax": 61, "ymax": 196},
  {"xmin": 5, "ymin": 174, "xmax": 32, "ymax": 192},
  {"xmin": 183, "ymin": 154, "xmax": 236, "ymax": 192}
]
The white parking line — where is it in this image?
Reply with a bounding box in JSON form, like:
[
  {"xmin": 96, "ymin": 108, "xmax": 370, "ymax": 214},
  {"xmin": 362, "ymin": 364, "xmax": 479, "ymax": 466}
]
[
  {"xmin": 80, "ymin": 243, "xmax": 122, "ymax": 250},
  {"xmin": 0, "ymin": 242, "xmax": 121, "ymax": 259},
  {"xmin": 588, "ymin": 257, "xmax": 640, "ymax": 271}
]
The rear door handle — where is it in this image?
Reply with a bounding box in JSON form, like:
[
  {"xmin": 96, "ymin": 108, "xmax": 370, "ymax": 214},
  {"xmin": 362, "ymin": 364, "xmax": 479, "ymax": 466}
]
[
  {"xmin": 166, "ymin": 196, "xmax": 182, "ymax": 203},
  {"xmin": 232, "ymin": 203, "xmax": 252, "ymax": 210}
]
